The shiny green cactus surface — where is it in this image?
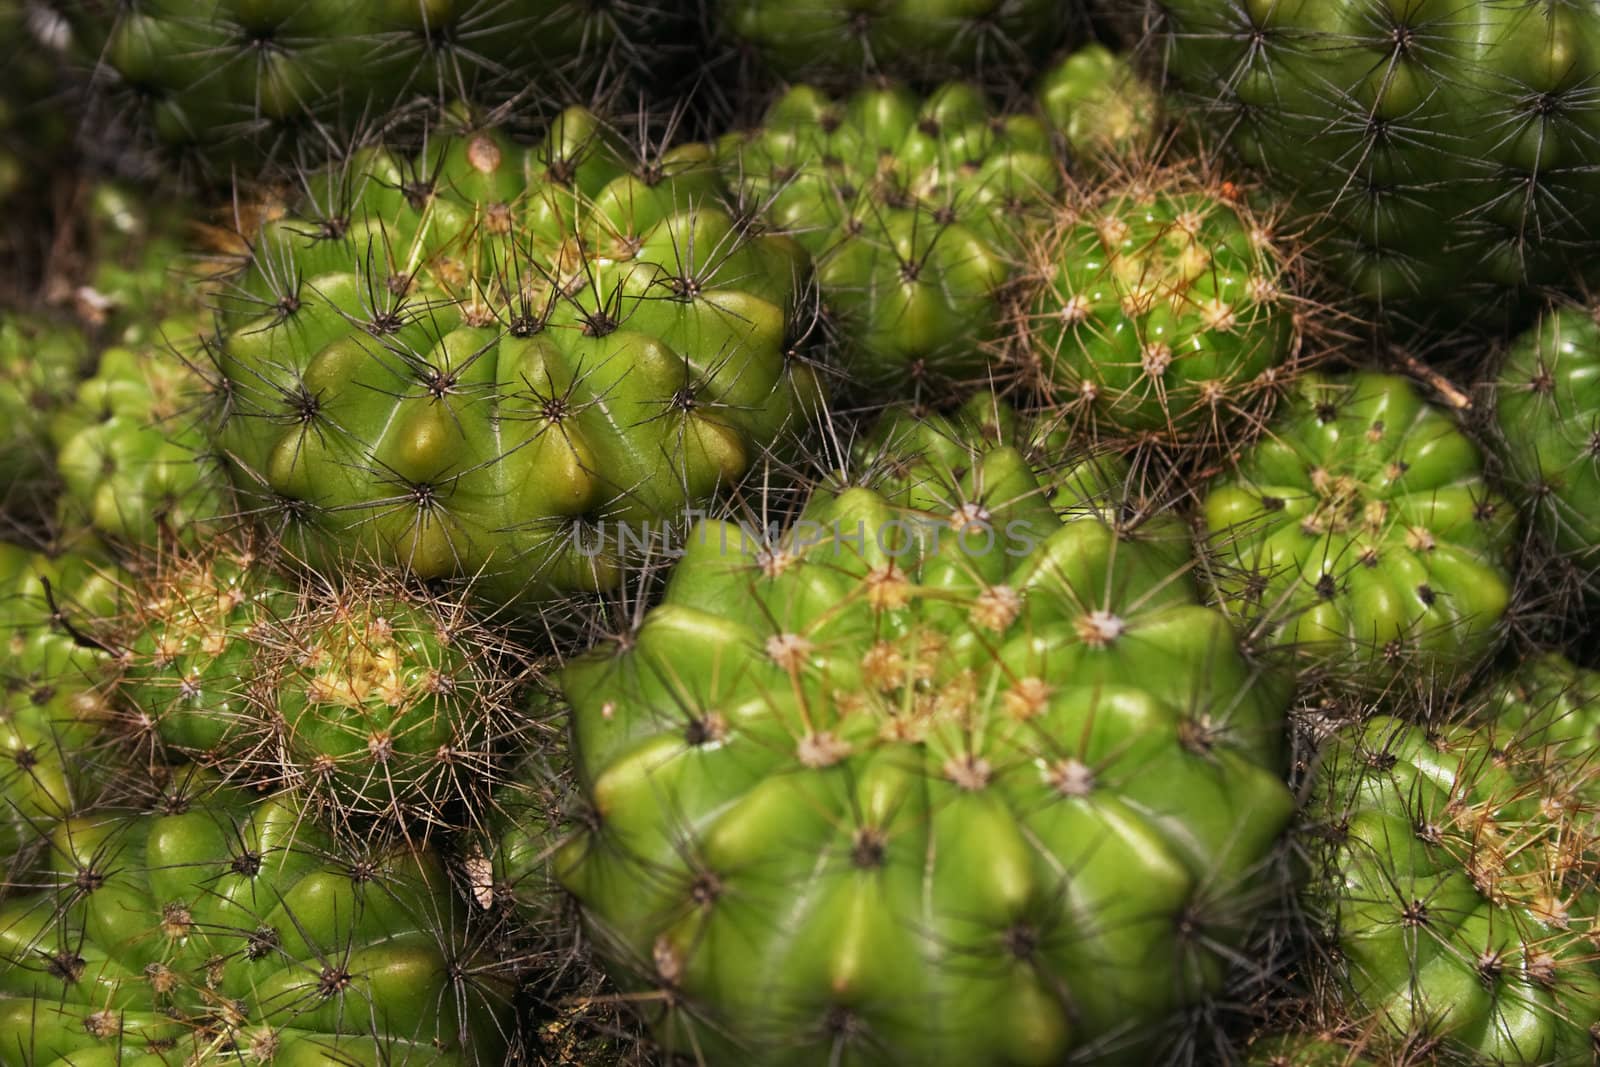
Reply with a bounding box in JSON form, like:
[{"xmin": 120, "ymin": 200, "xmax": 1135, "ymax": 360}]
[
  {"xmin": 720, "ymin": 81, "xmax": 1058, "ymax": 387},
  {"xmin": 1495, "ymin": 303, "xmax": 1600, "ymax": 569},
  {"xmin": 215, "ymin": 108, "xmax": 824, "ymax": 610},
  {"xmin": 1303, "ymin": 706, "xmax": 1600, "ymax": 1064},
  {"xmin": 0, "ymin": 784, "xmax": 512, "ymax": 1064},
  {"xmin": 1203, "ymin": 372, "xmax": 1515, "ymax": 687},
  {"xmin": 1156, "ymin": 0, "xmax": 1600, "ymax": 321},
  {"xmin": 549, "ymin": 397, "xmax": 1295, "ymax": 1065}
]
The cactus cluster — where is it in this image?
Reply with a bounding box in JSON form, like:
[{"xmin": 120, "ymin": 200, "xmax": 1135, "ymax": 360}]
[
  {"xmin": 0, "ymin": 781, "xmax": 513, "ymax": 1065},
  {"xmin": 9, "ymin": 12, "xmax": 1600, "ymax": 1067}
]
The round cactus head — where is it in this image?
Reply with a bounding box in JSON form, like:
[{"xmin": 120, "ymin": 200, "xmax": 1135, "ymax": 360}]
[
  {"xmin": 1202, "ymin": 372, "xmax": 1516, "ymax": 690},
  {"xmin": 1301, "ymin": 684, "xmax": 1600, "ymax": 1063},
  {"xmin": 61, "ymin": 1, "xmax": 692, "ymax": 173},
  {"xmin": 262, "ymin": 575, "xmax": 531, "ymax": 834},
  {"xmin": 720, "ymin": 81, "xmax": 1060, "ymax": 391},
  {"xmin": 0, "ymin": 780, "xmax": 514, "ymax": 1063},
  {"xmin": 545, "ymin": 396, "xmax": 1296, "ymax": 1064},
  {"xmin": 213, "ymin": 109, "xmax": 825, "ymax": 611},
  {"xmin": 1038, "ymin": 45, "xmax": 1162, "ymax": 166},
  {"xmin": 1021, "ymin": 172, "xmax": 1298, "ymax": 447},
  {"xmin": 116, "ymin": 537, "xmax": 532, "ymax": 837}
]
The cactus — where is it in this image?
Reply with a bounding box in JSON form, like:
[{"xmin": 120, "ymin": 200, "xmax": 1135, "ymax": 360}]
[
  {"xmin": 541, "ymin": 396, "xmax": 1295, "ymax": 1064},
  {"xmin": 1493, "ymin": 302, "xmax": 1600, "ymax": 578},
  {"xmin": 50, "ymin": 317, "xmax": 233, "ymax": 550},
  {"xmin": 1038, "ymin": 44, "xmax": 1162, "ymax": 164},
  {"xmin": 0, "ymin": 317, "xmax": 90, "ymax": 525},
  {"xmin": 0, "ymin": 781, "xmax": 513, "ymax": 1063},
  {"xmin": 1019, "ymin": 172, "xmax": 1297, "ymax": 444},
  {"xmin": 1151, "ymin": 0, "xmax": 1600, "ymax": 324},
  {"xmin": 1299, "ymin": 697, "xmax": 1600, "ymax": 1064},
  {"xmin": 60, "ymin": 1, "xmax": 691, "ymax": 174},
  {"xmin": 258, "ymin": 573, "xmax": 531, "ymax": 832},
  {"xmin": 117, "ymin": 538, "xmax": 529, "ymax": 835},
  {"xmin": 0, "ymin": 547, "xmax": 122, "ymax": 883},
  {"xmin": 213, "ymin": 110, "xmax": 824, "ymax": 609},
  {"xmin": 1248, "ymin": 1033, "xmax": 1379, "ymax": 1067},
  {"xmin": 717, "ymin": 0, "xmax": 1072, "ymax": 86},
  {"xmin": 1202, "ymin": 372, "xmax": 1515, "ymax": 689},
  {"xmin": 720, "ymin": 81, "xmax": 1059, "ymax": 389}
]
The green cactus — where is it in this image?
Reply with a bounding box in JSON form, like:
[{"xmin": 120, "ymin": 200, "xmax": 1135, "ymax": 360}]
[
  {"xmin": 1153, "ymin": 0, "xmax": 1600, "ymax": 323},
  {"xmin": 1494, "ymin": 303, "xmax": 1600, "ymax": 575},
  {"xmin": 1247, "ymin": 1034, "xmax": 1380, "ymax": 1067},
  {"xmin": 718, "ymin": 0, "xmax": 1071, "ymax": 86},
  {"xmin": 1202, "ymin": 372, "xmax": 1515, "ymax": 689},
  {"xmin": 720, "ymin": 81, "xmax": 1060, "ymax": 388},
  {"xmin": 1301, "ymin": 704, "xmax": 1600, "ymax": 1064},
  {"xmin": 1480, "ymin": 652, "xmax": 1600, "ymax": 799},
  {"xmin": 117, "ymin": 539, "xmax": 528, "ymax": 834},
  {"xmin": 50, "ymin": 317, "xmax": 233, "ymax": 550},
  {"xmin": 1038, "ymin": 44, "xmax": 1162, "ymax": 164},
  {"xmin": 1020, "ymin": 176, "xmax": 1296, "ymax": 443},
  {"xmin": 0, "ymin": 316, "xmax": 91, "ymax": 524},
  {"xmin": 0, "ymin": 781, "xmax": 514, "ymax": 1064},
  {"xmin": 61, "ymin": 1, "xmax": 691, "ymax": 173},
  {"xmin": 213, "ymin": 110, "xmax": 824, "ymax": 610},
  {"xmin": 0, "ymin": 547, "xmax": 123, "ymax": 883},
  {"xmin": 117, "ymin": 539, "xmax": 289, "ymax": 761},
  {"xmin": 260, "ymin": 574, "xmax": 530, "ymax": 832},
  {"xmin": 541, "ymin": 397, "xmax": 1295, "ymax": 1064}
]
